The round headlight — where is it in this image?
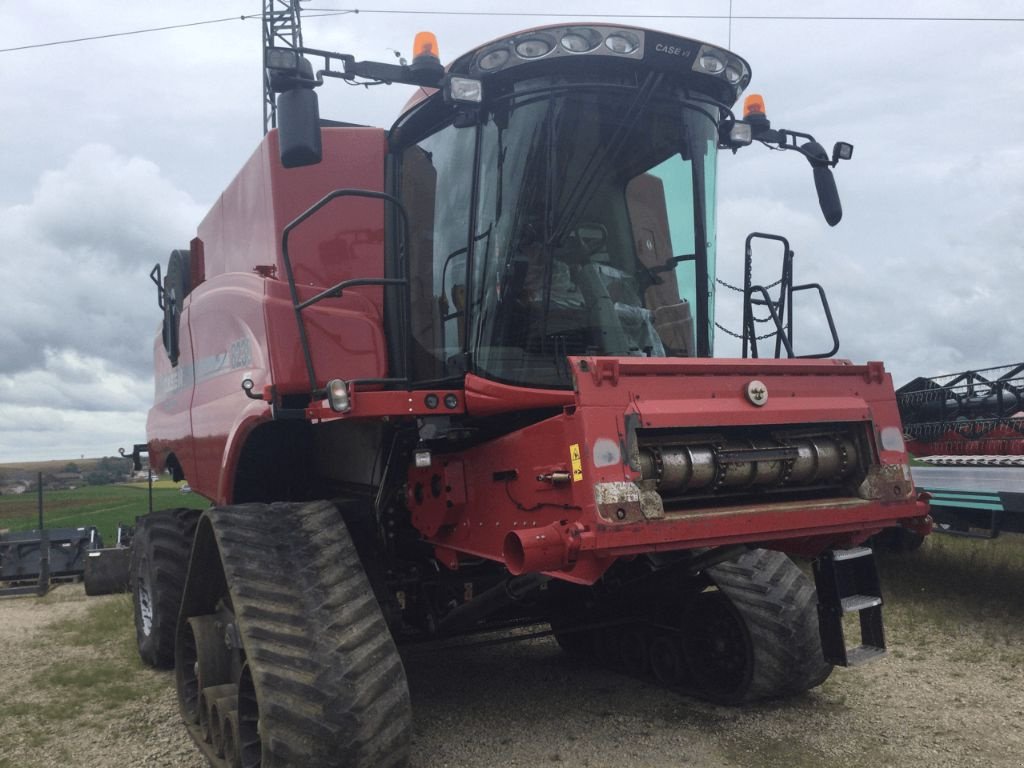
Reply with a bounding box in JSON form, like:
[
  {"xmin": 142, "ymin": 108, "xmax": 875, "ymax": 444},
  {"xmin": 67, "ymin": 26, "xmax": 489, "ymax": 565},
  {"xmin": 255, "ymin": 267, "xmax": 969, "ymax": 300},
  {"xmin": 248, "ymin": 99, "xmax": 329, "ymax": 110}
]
[
  {"xmin": 699, "ymin": 53, "xmax": 725, "ymax": 74},
  {"xmin": 515, "ymin": 38, "xmax": 553, "ymax": 59},
  {"xmin": 561, "ymin": 29, "xmax": 601, "ymax": 53},
  {"xmin": 604, "ymin": 33, "xmax": 639, "ymax": 55},
  {"xmin": 724, "ymin": 64, "xmax": 743, "ymax": 84},
  {"xmin": 478, "ymin": 48, "xmax": 510, "ymax": 71}
]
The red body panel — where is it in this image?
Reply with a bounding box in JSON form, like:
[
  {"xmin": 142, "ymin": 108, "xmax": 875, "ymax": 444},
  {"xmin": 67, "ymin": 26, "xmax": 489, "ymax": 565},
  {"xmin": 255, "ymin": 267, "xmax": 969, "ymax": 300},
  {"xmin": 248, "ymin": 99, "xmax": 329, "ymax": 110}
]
[
  {"xmin": 148, "ymin": 128, "xmax": 388, "ymax": 501},
  {"xmin": 148, "ymin": 306, "xmax": 198, "ymax": 483},
  {"xmin": 401, "ymin": 356, "xmax": 925, "ymax": 584}
]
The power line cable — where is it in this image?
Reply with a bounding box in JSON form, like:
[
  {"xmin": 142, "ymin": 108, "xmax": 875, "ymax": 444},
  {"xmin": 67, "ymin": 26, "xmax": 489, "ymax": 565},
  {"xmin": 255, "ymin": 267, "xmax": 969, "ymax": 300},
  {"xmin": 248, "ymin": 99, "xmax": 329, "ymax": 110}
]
[
  {"xmin": 306, "ymin": 8, "xmax": 1024, "ymax": 22},
  {"xmin": 1, "ymin": 16, "xmax": 251, "ymax": 53},
  {"xmin": 4, "ymin": 7, "xmax": 1024, "ymax": 54},
  {"xmin": 0, "ymin": 10, "xmax": 354, "ymax": 53}
]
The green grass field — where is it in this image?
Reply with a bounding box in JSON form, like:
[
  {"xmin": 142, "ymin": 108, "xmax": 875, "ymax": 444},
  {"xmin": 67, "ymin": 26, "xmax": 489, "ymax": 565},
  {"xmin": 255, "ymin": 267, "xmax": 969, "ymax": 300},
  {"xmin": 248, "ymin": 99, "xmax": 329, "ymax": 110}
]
[
  {"xmin": 0, "ymin": 484, "xmax": 208, "ymax": 544},
  {"xmin": 879, "ymin": 529, "xmax": 1024, "ymax": 638}
]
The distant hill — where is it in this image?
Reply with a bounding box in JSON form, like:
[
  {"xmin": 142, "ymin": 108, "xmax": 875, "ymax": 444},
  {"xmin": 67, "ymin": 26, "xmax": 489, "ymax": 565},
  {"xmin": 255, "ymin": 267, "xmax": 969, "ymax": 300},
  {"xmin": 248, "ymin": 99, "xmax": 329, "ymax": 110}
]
[
  {"xmin": 0, "ymin": 458, "xmax": 113, "ymax": 476},
  {"xmin": 0, "ymin": 457, "xmax": 147, "ymax": 489}
]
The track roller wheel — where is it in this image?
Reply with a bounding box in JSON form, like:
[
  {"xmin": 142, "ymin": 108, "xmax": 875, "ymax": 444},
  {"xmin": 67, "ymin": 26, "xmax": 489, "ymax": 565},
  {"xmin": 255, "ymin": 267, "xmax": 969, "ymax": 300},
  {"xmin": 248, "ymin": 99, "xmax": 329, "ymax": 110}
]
[
  {"xmin": 176, "ymin": 501, "xmax": 411, "ymax": 768},
  {"xmin": 222, "ymin": 710, "xmax": 242, "ymax": 768},
  {"xmin": 237, "ymin": 664, "xmax": 260, "ymax": 768},
  {"xmin": 209, "ymin": 692, "xmax": 237, "ymax": 758},
  {"xmin": 130, "ymin": 507, "xmax": 201, "ymax": 668},
  {"xmin": 684, "ymin": 548, "xmax": 833, "ymax": 704},
  {"xmin": 648, "ymin": 632, "xmax": 685, "ymax": 686},
  {"xmin": 176, "ymin": 615, "xmax": 232, "ymax": 726},
  {"xmin": 682, "ymin": 591, "xmax": 752, "ymax": 702}
]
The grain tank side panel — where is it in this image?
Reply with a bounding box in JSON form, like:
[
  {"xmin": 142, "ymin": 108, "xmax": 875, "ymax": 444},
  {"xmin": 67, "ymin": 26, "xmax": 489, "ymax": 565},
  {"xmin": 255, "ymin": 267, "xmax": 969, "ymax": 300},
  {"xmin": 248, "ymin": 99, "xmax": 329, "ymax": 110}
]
[
  {"xmin": 169, "ymin": 128, "xmax": 389, "ymax": 500},
  {"xmin": 265, "ymin": 128, "xmax": 390, "ymax": 390}
]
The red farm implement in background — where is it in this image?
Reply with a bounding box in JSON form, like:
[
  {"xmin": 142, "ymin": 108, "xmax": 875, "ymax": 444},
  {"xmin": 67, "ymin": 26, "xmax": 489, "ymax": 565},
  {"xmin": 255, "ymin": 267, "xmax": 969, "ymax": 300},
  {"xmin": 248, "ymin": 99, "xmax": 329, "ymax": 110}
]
[{"xmin": 128, "ymin": 12, "xmax": 929, "ymax": 768}]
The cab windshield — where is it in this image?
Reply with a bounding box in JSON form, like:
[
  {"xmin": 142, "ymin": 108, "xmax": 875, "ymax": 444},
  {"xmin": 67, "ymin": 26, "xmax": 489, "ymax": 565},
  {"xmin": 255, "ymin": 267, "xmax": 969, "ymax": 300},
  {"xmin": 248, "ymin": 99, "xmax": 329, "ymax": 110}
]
[{"xmin": 399, "ymin": 75, "xmax": 720, "ymax": 389}]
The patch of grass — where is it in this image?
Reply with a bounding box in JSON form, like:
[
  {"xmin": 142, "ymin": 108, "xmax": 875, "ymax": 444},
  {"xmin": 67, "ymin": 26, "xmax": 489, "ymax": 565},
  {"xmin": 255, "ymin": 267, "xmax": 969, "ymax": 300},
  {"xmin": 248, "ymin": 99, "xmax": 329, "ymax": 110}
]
[
  {"xmin": 0, "ymin": 593, "xmax": 152, "ymax": 749},
  {"xmin": 33, "ymin": 660, "xmax": 148, "ymax": 701},
  {"xmin": 0, "ymin": 485, "xmax": 206, "ymax": 542},
  {"xmin": 20, "ymin": 596, "xmax": 151, "ymax": 723},
  {"xmin": 47, "ymin": 594, "xmax": 138, "ymax": 655},
  {"xmin": 881, "ymin": 533, "xmax": 1024, "ymax": 612},
  {"xmin": 879, "ymin": 532, "xmax": 1024, "ymax": 651}
]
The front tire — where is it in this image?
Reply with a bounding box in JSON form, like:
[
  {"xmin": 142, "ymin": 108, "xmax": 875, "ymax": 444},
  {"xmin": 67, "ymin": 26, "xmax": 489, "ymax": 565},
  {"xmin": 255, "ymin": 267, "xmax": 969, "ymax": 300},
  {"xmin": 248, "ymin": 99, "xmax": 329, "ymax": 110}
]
[
  {"xmin": 130, "ymin": 507, "xmax": 201, "ymax": 668},
  {"xmin": 684, "ymin": 548, "xmax": 833, "ymax": 704}
]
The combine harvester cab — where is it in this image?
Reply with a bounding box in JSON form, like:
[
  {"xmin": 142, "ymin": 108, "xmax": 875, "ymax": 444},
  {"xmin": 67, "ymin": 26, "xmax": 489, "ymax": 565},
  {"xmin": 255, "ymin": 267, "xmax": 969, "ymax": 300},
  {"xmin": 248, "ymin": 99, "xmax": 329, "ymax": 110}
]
[{"xmin": 135, "ymin": 20, "xmax": 930, "ymax": 768}]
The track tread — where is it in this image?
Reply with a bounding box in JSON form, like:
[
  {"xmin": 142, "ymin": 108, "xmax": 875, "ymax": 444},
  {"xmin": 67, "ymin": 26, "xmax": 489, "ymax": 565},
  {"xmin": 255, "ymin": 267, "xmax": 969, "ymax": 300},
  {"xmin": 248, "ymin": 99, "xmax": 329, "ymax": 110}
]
[
  {"xmin": 201, "ymin": 501, "xmax": 411, "ymax": 768},
  {"xmin": 704, "ymin": 548, "xmax": 833, "ymax": 702}
]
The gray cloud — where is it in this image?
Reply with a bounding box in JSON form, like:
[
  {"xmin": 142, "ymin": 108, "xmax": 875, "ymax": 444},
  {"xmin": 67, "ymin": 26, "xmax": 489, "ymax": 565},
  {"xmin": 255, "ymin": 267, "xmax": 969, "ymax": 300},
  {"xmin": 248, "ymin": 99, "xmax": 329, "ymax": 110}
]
[{"xmin": 0, "ymin": 144, "xmax": 204, "ymax": 379}]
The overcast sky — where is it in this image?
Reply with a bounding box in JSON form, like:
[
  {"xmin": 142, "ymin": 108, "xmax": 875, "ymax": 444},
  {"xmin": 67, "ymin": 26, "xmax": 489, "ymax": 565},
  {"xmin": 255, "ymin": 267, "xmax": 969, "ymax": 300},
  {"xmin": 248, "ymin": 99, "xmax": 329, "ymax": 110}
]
[{"xmin": 1, "ymin": 1, "xmax": 1022, "ymax": 462}]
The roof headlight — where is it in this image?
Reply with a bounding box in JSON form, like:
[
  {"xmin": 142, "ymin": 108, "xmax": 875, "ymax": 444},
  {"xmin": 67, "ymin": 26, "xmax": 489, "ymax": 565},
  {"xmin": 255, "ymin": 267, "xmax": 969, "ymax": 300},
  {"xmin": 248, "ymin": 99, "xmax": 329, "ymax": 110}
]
[
  {"xmin": 478, "ymin": 48, "xmax": 510, "ymax": 71},
  {"xmin": 515, "ymin": 37, "xmax": 554, "ymax": 59},
  {"xmin": 266, "ymin": 47, "xmax": 301, "ymax": 71},
  {"xmin": 699, "ymin": 52, "xmax": 726, "ymax": 74},
  {"xmin": 447, "ymin": 76, "xmax": 482, "ymax": 103},
  {"xmin": 724, "ymin": 63, "xmax": 744, "ymax": 84},
  {"xmin": 604, "ymin": 32, "xmax": 639, "ymax": 55},
  {"xmin": 326, "ymin": 378, "xmax": 351, "ymax": 413},
  {"xmin": 561, "ymin": 28, "xmax": 602, "ymax": 53},
  {"xmin": 728, "ymin": 122, "xmax": 752, "ymax": 146}
]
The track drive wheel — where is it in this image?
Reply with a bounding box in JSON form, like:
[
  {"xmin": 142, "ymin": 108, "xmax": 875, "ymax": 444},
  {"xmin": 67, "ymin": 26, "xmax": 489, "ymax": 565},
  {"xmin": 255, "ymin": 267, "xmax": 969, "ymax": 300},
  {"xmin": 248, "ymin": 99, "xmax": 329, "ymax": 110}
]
[
  {"xmin": 684, "ymin": 548, "xmax": 833, "ymax": 704},
  {"xmin": 130, "ymin": 507, "xmax": 201, "ymax": 668},
  {"xmin": 550, "ymin": 616, "xmax": 596, "ymax": 657},
  {"xmin": 177, "ymin": 501, "xmax": 411, "ymax": 768}
]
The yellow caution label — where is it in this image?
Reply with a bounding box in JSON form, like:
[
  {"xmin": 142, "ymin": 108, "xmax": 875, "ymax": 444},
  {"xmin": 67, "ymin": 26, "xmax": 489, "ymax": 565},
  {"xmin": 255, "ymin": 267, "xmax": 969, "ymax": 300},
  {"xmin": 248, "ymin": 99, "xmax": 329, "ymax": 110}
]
[{"xmin": 569, "ymin": 443, "xmax": 584, "ymax": 483}]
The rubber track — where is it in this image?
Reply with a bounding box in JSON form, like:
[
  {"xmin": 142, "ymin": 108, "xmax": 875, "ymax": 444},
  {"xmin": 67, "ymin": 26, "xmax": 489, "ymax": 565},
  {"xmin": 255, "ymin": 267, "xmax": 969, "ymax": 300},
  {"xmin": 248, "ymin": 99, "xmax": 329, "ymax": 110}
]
[
  {"xmin": 205, "ymin": 501, "xmax": 411, "ymax": 768},
  {"xmin": 132, "ymin": 507, "xmax": 201, "ymax": 668},
  {"xmin": 706, "ymin": 548, "xmax": 833, "ymax": 702}
]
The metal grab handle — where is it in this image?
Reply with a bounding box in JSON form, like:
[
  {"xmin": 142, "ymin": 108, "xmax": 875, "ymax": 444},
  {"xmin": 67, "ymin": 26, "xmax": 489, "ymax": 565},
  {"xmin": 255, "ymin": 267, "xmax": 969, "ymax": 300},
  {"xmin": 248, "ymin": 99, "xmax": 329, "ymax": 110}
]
[
  {"xmin": 792, "ymin": 282, "xmax": 840, "ymax": 358},
  {"xmin": 280, "ymin": 188, "xmax": 412, "ymax": 394},
  {"xmin": 296, "ymin": 277, "xmax": 407, "ymax": 311}
]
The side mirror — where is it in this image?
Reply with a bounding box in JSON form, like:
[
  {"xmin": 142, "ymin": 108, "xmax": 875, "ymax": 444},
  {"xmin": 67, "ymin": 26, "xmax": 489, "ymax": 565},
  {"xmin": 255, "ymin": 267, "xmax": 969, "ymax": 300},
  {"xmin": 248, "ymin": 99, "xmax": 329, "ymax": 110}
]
[
  {"xmin": 803, "ymin": 141, "xmax": 842, "ymax": 227},
  {"xmin": 813, "ymin": 166, "xmax": 842, "ymax": 227},
  {"xmin": 277, "ymin": 87, "xmax": 322, "ymax": 168}
]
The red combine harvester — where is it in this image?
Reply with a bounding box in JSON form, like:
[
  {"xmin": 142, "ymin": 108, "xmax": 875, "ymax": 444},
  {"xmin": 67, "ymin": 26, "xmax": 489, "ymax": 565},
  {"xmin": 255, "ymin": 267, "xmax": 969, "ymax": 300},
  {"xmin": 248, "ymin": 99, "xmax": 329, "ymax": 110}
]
[{"xmin": 131, "ymin": 23, "xmax": 930, "ymax": 768}]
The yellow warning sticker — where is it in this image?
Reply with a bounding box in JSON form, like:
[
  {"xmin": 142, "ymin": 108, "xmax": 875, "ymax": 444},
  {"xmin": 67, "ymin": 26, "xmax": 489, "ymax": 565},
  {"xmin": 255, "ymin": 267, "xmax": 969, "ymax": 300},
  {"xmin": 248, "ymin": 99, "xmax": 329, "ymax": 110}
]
[{"xmin": 569, "ymin": 443, "xmax": 584, "ymax": 483}]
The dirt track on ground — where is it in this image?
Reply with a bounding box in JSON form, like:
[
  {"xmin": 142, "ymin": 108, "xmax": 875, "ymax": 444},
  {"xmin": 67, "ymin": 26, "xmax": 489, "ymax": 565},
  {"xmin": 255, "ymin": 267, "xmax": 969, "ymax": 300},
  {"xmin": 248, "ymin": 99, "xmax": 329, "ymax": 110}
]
[{"xmin": 2, "ymin": 566, "xmax": 1023, "ymax": 768}]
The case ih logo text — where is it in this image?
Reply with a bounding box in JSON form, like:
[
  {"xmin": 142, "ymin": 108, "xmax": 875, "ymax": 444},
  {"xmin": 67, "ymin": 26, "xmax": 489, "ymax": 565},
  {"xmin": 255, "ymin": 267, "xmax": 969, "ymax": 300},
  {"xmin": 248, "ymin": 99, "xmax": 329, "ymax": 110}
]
[{"xmin": 655, "ymin": 43, "xmax": 692, "ymax": 57}]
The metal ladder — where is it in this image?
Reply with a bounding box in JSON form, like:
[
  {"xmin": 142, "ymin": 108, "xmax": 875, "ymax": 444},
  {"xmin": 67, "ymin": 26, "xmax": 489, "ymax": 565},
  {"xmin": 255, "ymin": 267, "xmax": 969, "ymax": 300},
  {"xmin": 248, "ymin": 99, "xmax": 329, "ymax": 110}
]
[{"xmin": 813, "ymin": 547, "xmax": 887, "ymax": 666}]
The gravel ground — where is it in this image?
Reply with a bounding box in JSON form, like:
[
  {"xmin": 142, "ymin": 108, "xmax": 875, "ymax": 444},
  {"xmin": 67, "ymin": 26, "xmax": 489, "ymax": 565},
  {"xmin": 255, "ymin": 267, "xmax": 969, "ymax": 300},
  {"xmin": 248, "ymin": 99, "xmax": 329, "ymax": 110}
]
[{"xmin": 1, "ymin": 566, "xmax": 1022, "ymax": 768}]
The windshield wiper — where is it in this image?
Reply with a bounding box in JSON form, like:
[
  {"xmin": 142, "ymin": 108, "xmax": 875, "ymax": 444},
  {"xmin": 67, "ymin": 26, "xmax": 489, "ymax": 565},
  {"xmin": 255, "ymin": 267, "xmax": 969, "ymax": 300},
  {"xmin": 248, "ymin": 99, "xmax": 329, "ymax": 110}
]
[{"xmin": 547, "ymin": 73, "xmax": 664, "ymax": 247}]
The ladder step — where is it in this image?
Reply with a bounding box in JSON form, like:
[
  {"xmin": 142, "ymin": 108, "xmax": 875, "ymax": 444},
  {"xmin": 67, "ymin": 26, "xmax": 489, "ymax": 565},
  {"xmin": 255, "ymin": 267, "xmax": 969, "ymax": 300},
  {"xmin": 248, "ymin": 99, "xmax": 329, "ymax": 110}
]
[
  {"xmin": 831, "ymin": 546, "xmax": 874, "ymax": 562},
  {"xmin": 841, "ymin": 594, "xmax": 883, "ymax": 613},
  {"xmin": 844, "ymin": 645, "xmax": 887, "ymax": 667}
]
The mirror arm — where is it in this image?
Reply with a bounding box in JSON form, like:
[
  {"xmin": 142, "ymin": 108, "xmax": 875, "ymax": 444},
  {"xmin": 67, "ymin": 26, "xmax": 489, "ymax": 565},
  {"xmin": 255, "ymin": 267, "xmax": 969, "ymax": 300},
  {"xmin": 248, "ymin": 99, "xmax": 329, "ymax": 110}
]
[
  {"xmin": 762, "ymin": 129, "xmax": 837, "ymax": 168},
  {"xmin": 270, "ymin": 46, "xmax": 445, "ymax": 93}
]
